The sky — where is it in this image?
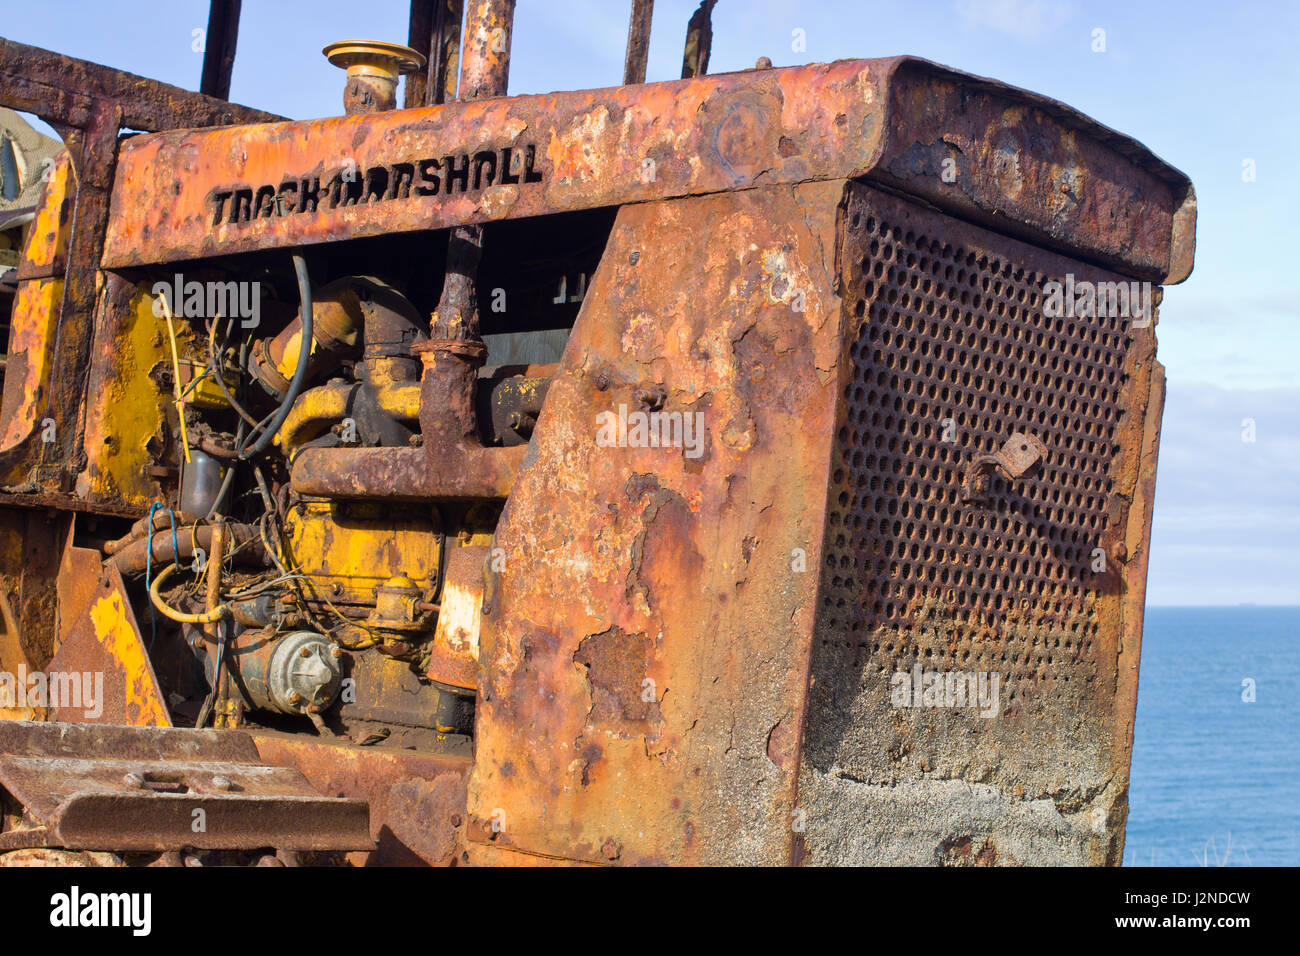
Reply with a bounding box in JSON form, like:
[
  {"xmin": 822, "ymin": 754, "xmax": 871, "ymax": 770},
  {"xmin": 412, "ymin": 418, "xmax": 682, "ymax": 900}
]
[{"xmin": 3, "ymin": 0, "xmax": 1297, "ymax": 605}]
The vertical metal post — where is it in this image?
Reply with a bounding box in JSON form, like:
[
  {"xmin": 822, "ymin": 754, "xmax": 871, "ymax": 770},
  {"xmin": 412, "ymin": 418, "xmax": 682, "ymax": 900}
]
[
  {"xmin": 459, "ymin": 0, "xmax": 515, "ymax": 100},
  {"xmin": 199, "ymin": 0, "xmax": 242, "ymax": 100},
  {"xmin": 680, "ymin": 0, "xmax": 716, "ymax": 79},
  {"xmin": 404, "ymin": 0, "xmax": 437, "ymax": 109},
  {"xmin": 623, "ymin": 0, "xmax": 654, "ymax": 85}
]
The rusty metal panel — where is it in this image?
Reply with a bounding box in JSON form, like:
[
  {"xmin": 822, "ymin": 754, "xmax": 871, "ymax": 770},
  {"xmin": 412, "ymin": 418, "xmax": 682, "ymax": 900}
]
[
  {"xmin": 47, "ymin": 548, "xmax": 171, "ymax": 727},
  {"xmin": 101, "ymin": 57, "xmax": 1192, "ymax": 281},
  {"xmin": 0, "ymin": 721, "xmax": 373, "ymax": 852},
  {"xmin": 251, "ymin": 732, "xmax": 470, "ymax": 866},
  {"xmin": 0, "ymin": 38, "xmax": 278, "ymax": 133},
  {"xmin": 0, "ymin": 508, "xmax": 66, "ymax": 679},
  {"xmin": 74, "ymin": 278, "xmax": 173, "ymax": 508},
  {"xmin": 102, "ymin": 59, "xmax": 882, "ymax": 267},
  {"xmin": 427, "ymin": 544, "xmax": 488, "ymax": 690},
  {"xmin": 872, "ymin": 59, "xmax": 1193, "ymax": 281},
  {"xmin": 467, "ymin": 181, "xmax": 845, "ymax": 865},
  {"xmin": 796, "ymin": 183, "xmax": 1161, "ymax": 865}
]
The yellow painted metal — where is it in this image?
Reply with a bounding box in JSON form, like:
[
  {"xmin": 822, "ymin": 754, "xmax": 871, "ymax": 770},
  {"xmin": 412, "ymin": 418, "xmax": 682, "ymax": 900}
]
[
  {"xmin": 85, "ymin": 586, "xmax": 172, "ymax": 727},
  {"xmin": 178, "ymin": 358, "xmax": 234, "ymax": 411},
  {"xmin": 75, "ymin": 286, "xmax": 191, "ymax": 505},
  {"xmin": 0, "ymin": 586, "xmax": 40, "ymax": 721},
  {"xmin": 17, "ymin": 150, "xmax": 74, "ymax": 271},
  {"xmin": 0, "ymin": 277, "xmax": 62, "ymax": 452},
  {"xmin": 277, "ymin": 377, "xmax": 420, "ymax": 456},
  {"xmin": 284, "ymin": 501, "xmax": 442, "ymax": 607},
  {"xmin": 0, "ymin": 153, "xmax": 74, "ymax": 458}
]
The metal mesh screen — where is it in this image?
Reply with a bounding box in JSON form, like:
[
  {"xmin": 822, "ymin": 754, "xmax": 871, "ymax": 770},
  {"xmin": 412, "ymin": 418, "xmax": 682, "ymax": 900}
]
[{"xmin": 818, "ymin": 184, "xmax": 1141, "ymax": 709}]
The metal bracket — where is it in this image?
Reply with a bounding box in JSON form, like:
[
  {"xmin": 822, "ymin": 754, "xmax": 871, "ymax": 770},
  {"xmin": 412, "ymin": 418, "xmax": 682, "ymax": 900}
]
[{"xmin": 962, "ymin": 432, "xmax": 1047, "ymax": 503}]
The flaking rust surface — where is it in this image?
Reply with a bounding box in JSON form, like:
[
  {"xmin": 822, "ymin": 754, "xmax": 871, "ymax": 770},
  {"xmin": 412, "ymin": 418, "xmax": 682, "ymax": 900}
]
[{"xmin": 468, "ymin": 181, "xmax": 847, "ymax": 865}]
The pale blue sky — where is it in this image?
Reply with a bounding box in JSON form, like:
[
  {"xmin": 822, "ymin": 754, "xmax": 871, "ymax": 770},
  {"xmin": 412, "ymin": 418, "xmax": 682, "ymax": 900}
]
[{"xmin": 4, "ymin": 0, "xmax": 1297, "ymax": 603}]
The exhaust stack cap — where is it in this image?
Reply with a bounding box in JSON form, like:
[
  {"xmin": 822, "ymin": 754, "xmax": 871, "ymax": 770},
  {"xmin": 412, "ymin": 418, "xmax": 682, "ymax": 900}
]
[{"xmin": 323, "ymin": 40, "xmax": 426, "ymax": 115}]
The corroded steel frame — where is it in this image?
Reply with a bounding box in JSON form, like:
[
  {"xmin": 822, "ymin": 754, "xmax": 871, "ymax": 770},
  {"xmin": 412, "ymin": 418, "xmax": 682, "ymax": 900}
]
[{"xmin": 101, "ymin": 57, "xmax": 1194, "ymax": 283}]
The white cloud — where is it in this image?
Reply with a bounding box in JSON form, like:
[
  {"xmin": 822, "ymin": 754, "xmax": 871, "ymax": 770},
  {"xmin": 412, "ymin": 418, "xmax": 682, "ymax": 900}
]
[
  {"xmin": 1147, "ymin": 384, "xmax": 1300, "ymax": 605},
  {"xmin": 954, "ymin": 0, "xmax": 1073, "ymax": 43}
]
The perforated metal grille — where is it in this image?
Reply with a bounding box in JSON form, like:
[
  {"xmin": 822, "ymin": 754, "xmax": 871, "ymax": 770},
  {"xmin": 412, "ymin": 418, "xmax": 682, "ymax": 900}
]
[{"xmin": 820, "ymin": 187, "xmax": 1139, "ymax": 699}]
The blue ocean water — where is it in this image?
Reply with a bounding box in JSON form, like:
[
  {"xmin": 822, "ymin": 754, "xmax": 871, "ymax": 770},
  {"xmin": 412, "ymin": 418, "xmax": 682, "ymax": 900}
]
[{"xmin": 1123, "ymin": 606, "xmax": 1299, "ymax": 866}]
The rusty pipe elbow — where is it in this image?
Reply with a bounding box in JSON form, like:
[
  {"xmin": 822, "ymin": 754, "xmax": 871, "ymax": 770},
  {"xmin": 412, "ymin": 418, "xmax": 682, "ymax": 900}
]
[{"xmin": 250, "ymin": 276, "xmax": 425, "ymax": 397}]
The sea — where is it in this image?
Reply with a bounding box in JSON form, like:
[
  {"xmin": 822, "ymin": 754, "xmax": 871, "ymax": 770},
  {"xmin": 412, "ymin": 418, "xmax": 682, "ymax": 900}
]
[{"xmin": 1123, "ymin": 606, "xmax": 1299, "ymax": 866}]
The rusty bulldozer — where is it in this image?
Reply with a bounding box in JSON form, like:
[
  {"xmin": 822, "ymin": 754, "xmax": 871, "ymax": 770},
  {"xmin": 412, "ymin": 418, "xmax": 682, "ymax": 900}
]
[{"xmin": 0, "ymin": 0, "xmax": 1194, "ymax": 866}]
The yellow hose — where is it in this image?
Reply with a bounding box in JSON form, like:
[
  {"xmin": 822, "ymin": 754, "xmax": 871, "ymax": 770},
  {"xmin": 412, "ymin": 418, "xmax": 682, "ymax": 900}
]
[
  {"xmin": 149, "ymin": 562, "xmax": 229, "ymax": 624},
  {"xmin": 157, "ymin": 292, "xmax": 192, "ymax": 463}
]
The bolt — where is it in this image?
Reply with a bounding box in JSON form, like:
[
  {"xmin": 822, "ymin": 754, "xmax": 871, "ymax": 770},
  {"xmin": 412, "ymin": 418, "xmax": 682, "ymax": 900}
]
[
  {"xmin": 601, "ymin": 838, "xmax": 620, "ymax": 861},
  {"xmin": 595, "ymin": 373, "xmax": 610, "ymax": 391},
  {"xmin": 123, "ymin": 772, "xmax": 143, "ymax": 788},
  {"xmin": 300, "ymin": 645, "xmax": 312, "ymax": 658},
  {"xmin": 755, "ymin": 56, "xmax": 773, "ymax": 69},
  {"xmin": 330, "ymin": 645, "xmax": 342, "ymax": 659},
  {"xmin": 629, "ymin": 250, "xmax": 640, "ymax": 265},
  {"xmin": 211, "ymin": 775, "xmax": 233, "ymax": 791},
  {"xmin": 634, "ymin": 387, "xmax": 666, "ymax": 412},
  {"xmin": 288, "ymin": 690, "xmax": 303, "ymax": 704},
  {"xmin": 450, "ymin": 814, "xmax": 462, "ymax": 827}
]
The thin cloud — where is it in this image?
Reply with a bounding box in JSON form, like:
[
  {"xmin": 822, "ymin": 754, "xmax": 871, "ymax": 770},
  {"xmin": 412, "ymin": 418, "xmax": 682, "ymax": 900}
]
[{"xmin": 954, "ymin": 0, "xmax": 1073, "ymax": 42}]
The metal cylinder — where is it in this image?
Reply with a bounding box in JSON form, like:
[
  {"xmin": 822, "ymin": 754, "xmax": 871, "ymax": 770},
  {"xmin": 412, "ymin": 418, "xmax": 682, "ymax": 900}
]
[
  {"xmin": 179, "ymin": 450, "xmax": 226, "ymax": 518},
  {"xmin": 323, "ymin": 40, "xmax": 426, "ymax": 115},
  {"xmin": 459, "ymin": 0, "xmax": 515, "ymax": 99},
  {"xmin": 249, "ymin": 276, "xmax": 422, "ymax": 397},
  {"xmin": 226, "ymin": 630, "xmax": 342, "ymax": 716}
]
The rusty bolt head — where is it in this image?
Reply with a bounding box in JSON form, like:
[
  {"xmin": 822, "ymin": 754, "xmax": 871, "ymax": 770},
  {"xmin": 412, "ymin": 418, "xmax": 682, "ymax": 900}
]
[
  {"xmin": 629, "ymin": 250, "xmax": 640, "ymax": 265},
  {"xmin": 601, "ymin": 838, "xmax": 621, "ymax": 861},
  {"xmin": 450, "ymin": 814, "xmax": 463, "ymax": 827},
  {"xmin": 211, "ymin": 775, "xmax": 233, "ymax": 791},
  {"xmin": 330, "ymin": 645, "xmax": 342, "ymax": 659},
  {"xmin": 288, "ymin": 690, "xmax": 303, "ymax": 704},
  {"xmin": 300, "ymin": 645, "xmax": 312, "ymax": 658},
  {"xmin": 634, "ymin": 387, "xmax": 666, "ymax": 412},
  {"xmin": 755, "ymin": 56, "xmax": 773, "ymax": 69},
  {"xmin": 123, "ymin": 772, "xmax": 143, "ymax": 788},
  {"xmin": 595, "ymin": 373, "xmax": 610, "ymax": 391}
]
